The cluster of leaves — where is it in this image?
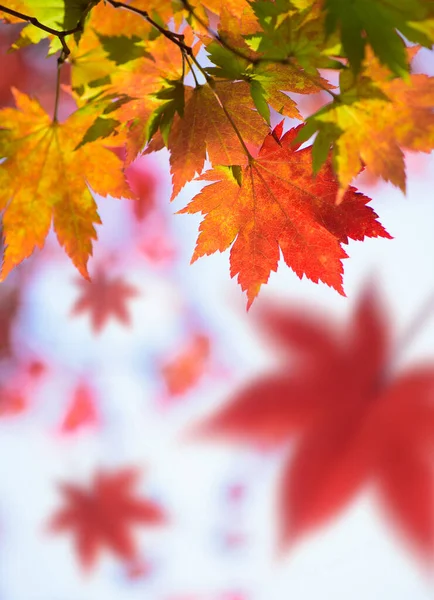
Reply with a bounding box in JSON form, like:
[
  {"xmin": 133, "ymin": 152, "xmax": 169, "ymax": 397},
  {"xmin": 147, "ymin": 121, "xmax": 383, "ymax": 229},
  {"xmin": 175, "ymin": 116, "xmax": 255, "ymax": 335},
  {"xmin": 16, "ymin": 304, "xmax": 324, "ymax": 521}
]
[{"xmin": 0, "ymin": 0, "xmax": 432, "ymax": 305}]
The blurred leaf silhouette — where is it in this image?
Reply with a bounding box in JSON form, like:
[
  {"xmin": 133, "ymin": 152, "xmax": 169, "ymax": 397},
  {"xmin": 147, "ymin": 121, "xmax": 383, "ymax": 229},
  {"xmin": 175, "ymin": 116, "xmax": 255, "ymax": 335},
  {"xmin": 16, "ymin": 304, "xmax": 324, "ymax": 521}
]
[
  {"xmin": 48, "ymin": 467, "xmax": 166, "ymax": 570},
  {"xmin": 59, "ymin": 381, "xmax": 99, "ymax": 434},
  {"xmin": 162, "ymin": 333, "xmax": 210, "ymax": 397},
  {"xmin": 193, "ymin": 286, "xmax": 434, "ymax": 560},
  {"xmin": 71, "ymin": 268, "xmax": 139, "ymax": 333}
]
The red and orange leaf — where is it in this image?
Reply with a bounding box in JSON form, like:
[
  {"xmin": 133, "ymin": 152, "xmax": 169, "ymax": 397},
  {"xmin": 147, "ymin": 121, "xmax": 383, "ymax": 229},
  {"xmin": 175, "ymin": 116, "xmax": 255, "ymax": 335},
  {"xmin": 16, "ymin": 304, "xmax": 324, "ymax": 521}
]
[
  {"xmin": 148, "ymin": 81, "xmax": 270, "ymax": 200},
  {"xmin": 162, "ymin": 333, "xmax": 210, "ymax": 396},
  {"xmin": 71, "ymin": 268, "xmax": 139, "ymax": 333},
  {"xmin": 0, "ymin": 90, "xmax": 134, "ymax": 279},
  {"xmin": 48, "ymin": 468, "xmax": 166, "ymax": 570},
  {"xmin": 180, "ymin": 123, "xmax": 390, "ymax": 307},
  {"xmin": 113, "ymin": 32, "xmax": 198, "ymax": 162},
  {"xmin": 87, "ymin": 1, "xmax": 153, "ymax": 38},
  {"xmin": 191, "ymin": 287, "xmax": 434, "ymax": 559}
]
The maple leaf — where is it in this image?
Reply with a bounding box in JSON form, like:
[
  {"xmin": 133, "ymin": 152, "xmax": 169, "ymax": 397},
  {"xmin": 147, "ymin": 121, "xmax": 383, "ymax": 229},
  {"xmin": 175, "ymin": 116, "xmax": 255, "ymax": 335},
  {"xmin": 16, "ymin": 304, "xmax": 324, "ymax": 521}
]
[
  {"xmin": 48, "ymin": 468, "xmax": 166, "ymax": 569},
  {"xmin": 298, "ymin": 54, "xmax": 434, "ymax": 196},
  {"xmin": 148, "ymin": 81, "xmax": 270, "ymax": 200},
  {"xmin": 162, "ymin": 334, "xmax": 210, "ymax": 396},
  {"xmin": 60, "ymin": 381, "xmax": 99, "ymax": 433},
  {"xmin": 0, "ymin": 0, "xmax": 98, "ymax": 49},
  {"xmin": 180, "ymin": 123, "xmax": 390, "ymax": 308},
  {"xmin": 109, "ymin": 32, "xmax": 197, "ymax": 163},
  {"xmin": 192, "ymin": 287, "xmax": 434, "ymax": 559},
  {"xmin": 71, "ymin": 268, "xmax": 139, "ymax": 333},
  {"xmin": 0, "ymin": 90, "xmax": 134, "ymax": 280},
  {"xmin": 323, "ymin": 0, "xmax": 434, "ymax": 75}
]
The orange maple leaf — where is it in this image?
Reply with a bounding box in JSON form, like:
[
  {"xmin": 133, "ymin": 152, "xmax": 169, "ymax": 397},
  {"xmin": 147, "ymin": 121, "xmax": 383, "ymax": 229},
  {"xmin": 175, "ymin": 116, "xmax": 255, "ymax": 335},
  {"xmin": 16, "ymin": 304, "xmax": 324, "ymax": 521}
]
[
  {"xmin": 0, "ymin": 90, "xmax": 134, "ymax": 279},
  {"xmin": 162, "ymin": 334, "xmax": 210, "ymax": 396},
  {"xmin": 192, "ymin": 288, "xmax": 434, "ymax": 560},
  {"xmin": 180, "ymin": 123, "xmax": 391, "ymax": 307},
  {"xmin": 71, "ymin": 268, "xmax": 139, "ymax": 333},
  {"xmin": 308, "ymin": 53, "xmax": 434, "ymax": 195},
  {"xmin": 48, "ymin": 468, "xmax": 166, "ymax": 570},
  {"xmin": 147, "ymin": 81, "xmax": 270, "ymax": 200}
]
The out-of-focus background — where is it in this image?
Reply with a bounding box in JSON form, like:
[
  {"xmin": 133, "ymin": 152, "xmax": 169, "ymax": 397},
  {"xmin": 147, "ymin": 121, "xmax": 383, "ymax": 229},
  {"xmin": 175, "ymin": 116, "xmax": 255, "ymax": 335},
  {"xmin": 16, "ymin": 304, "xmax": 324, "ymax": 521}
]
[{"xmin": 1, "ymin": 23, "xmax": 434, "ymax": 600}]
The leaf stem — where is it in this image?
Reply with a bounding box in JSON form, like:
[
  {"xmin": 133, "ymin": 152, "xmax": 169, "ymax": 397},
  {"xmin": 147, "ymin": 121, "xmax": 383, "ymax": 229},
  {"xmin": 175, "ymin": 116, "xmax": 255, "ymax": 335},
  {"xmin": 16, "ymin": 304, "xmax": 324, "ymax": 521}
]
[
  {"xmin": 184, "ymin": 53, "xmax": 200, "ymax": 87},
  {"xmin": 53, "ymin": 54, "xmax": 64, "ymax": 123},
  {"xmin": 189, "ymin": 54, "xmax": 254, "ymax": 161}
]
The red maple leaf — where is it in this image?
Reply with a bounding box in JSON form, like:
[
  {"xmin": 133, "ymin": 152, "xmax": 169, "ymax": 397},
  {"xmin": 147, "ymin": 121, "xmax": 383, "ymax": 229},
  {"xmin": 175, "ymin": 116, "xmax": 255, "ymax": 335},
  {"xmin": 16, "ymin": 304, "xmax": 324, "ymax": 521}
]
[
  {"xmin": 60, "ymin": 382, "xmax": 99, "ymax": 433},
  {"xmin": 180, "ymin": 123, "xmax": 391, "ymax": 307},
  {"xmin": 192, "ymin": 287, "xmax": 434, "ymax": 559},
  {"xmin": 48, "ymin": 468, "xmax": 165, "ymax": 570},
  {"xmin": 0, "ymin": 386, "xmax": 26, "ymax": 417},
  {"xmin": 71, "ymin": 268, "xmax": 139, "ymax": 333}
]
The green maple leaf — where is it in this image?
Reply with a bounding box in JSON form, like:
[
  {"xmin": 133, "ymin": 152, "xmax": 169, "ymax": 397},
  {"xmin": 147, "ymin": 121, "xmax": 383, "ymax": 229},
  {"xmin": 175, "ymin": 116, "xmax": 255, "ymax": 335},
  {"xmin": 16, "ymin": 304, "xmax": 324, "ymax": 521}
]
[{"xmin": 324, "ymin": 0, "xmax": 434, "ymax": 75}]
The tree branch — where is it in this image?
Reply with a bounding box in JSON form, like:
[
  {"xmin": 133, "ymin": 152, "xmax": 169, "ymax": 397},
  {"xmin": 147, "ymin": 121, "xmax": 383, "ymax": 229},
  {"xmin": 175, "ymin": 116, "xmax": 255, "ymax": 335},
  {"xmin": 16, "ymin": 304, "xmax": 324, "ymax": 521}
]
[
  {"xmin": 106, "ymin": 0, "xmax": 193, "ymax": 56},
  {"xmin": 0, "ymin": 3, "xmax": 86, "ymax": 58}
]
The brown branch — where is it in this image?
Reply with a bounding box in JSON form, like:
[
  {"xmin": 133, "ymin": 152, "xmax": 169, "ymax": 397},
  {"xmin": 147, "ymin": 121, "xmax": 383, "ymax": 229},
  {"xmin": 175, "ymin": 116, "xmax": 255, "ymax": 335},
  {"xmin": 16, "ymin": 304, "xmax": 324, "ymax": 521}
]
[
  {"xmin": 180, "ymin": 0, "xmax": 339, "ymax": 101},
  {"xmin": 106, "ymin": 0, "xmax": 193, "ymax": 56},
  {"xmin": 0, "ymin": 3, "xmax": 87, "ymax": 58}
]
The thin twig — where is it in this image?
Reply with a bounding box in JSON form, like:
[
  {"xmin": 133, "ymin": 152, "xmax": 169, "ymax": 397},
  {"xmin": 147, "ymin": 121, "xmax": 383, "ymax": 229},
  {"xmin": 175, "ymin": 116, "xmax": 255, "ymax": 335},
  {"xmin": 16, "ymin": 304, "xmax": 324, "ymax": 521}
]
[
  {"xmin": 184, "ymin": 52, "xmax": 200, "ymax": 86},
  {"xmin": 0, "ymin": 3, "xmax": 87, "ymax": 58},
  {"xmin": 180, "ymin": 0, "xmax": 338, "ymax": 101},
  {"xmin": 53, "ymin": 54, "xmax": 64, "ymax": 123},
  {"xmin": 107, "ymin": 0, "xmax": 193, "ymax": 55}
]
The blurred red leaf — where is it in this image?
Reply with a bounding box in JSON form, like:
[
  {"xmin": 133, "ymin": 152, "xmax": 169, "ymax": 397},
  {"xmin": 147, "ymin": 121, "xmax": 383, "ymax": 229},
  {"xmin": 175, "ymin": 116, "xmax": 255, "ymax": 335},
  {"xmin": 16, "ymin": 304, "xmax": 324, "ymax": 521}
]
[
  {"xmin": 60, "ymin": 382, "xmax": 99, "ymax": 433},
  {"xmin": 125, "ymin": 557, "xmax": 154, "ymax": 579},
  {"xmin": 162, "ymin": 334, "xmax": 210, "ymax": 396},
  {"xmin": 71, "ymin": 269, "xmax": 139, "ymax": 333},
  {"xmin": 125, "ymin": 158, "xmax": 158, "ymax": 221},
  {"xmin": 0, "ymin": 387, "xmax": 26, "ymax": 417},
  {"xmin": 49, "ymin": 468, "xmax": 165, "ymax": 570},
  {"xmin": 193, "ymin": 288, "xmax": 434, "ymax": 559},
  {"xmin": 26, "ymin": 359, "xmax": 46, "ymax": 378},
  {"xmin": 0, "ymin": 25, "xmax": 31, "ymax": 106}
]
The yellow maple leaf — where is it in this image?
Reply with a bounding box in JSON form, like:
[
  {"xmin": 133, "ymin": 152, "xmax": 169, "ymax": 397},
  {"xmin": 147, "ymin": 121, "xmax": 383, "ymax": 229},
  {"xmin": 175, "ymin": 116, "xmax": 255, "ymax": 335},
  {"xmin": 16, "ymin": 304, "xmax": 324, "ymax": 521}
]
[
  {"xmin": 0, "ymin": 90, "xmax": 133, "ymax": 280},
  {"xmin": 310, "ymin": 54, "xmax": 434, "ymax": 195}
]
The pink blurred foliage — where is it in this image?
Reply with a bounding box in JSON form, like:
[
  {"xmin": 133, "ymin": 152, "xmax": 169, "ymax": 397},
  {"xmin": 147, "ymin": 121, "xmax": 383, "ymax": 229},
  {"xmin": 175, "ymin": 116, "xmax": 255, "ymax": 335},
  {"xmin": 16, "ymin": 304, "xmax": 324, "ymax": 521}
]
[
  {"xmin": 159, "ymin": 333, "xmax": 211, "ymax": 404},
  {"xmin": 59, "ymin": 381, "xmax": 100, "ymax": 434},
  {"xmin": 0, "ymin": 273, "xmax": 48, "ymax": 419},
  {"xmin": 0, "ymin": 24, "xmax": 75, "ymax": 118},
  {"xmin": 126, "ymin": 155, "xmax": 159, "ymax": 222},
  {"xmin": 138, "ymin": 216, "xmax": 178, "ymax": 267},
  {"xmin": 70, "ymin": 267, "xmax": 139, "ymax": 333}
]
